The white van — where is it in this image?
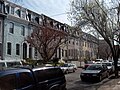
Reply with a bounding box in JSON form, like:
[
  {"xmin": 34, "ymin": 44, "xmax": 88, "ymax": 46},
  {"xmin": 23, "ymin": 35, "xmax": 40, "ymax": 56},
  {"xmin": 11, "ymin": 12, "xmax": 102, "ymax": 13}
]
[{"xmin": 0, "ymin": 60, "xmax": 23, "ymax": 69}]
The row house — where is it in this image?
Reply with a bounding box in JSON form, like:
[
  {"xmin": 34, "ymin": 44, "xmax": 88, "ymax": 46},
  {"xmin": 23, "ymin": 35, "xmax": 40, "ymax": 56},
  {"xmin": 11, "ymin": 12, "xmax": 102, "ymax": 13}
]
[
  {"xmin": 1, "ymin": 1, "xmax": 45, "ymax": 60},
  {"xmin": 81, "ymin": 32, "xmax": 98, "ymax": 61},
  {"xmin": 1, "ymin": 0, "xmax": 70, "ymax": 61}
]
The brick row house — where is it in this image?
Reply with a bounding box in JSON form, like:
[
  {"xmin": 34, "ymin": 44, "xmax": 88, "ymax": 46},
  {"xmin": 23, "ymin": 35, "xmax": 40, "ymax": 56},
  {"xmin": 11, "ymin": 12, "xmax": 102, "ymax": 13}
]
[{"xmin": 0, "ymin": 0, "xmax": 98, "ymax": 66}]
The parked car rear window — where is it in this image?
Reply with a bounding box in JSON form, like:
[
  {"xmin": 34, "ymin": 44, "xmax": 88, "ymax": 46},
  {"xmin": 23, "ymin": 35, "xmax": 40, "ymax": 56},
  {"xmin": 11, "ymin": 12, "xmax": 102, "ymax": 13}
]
[
  {"xmin": 7, "ymin": 62, "xmax": 21, "ymax": 67},
  {"xmin": 18, "ymin": 72, "xmax": 34, "ymax": 89},
  {"xmin": 102, "ymin": 63, "xmax": 112, "ymax": 66},
  {"xmin": 34, "ymin": 68, "xmax": 64, "ymax": 82},
  {"xmin": 86, "ymin": 65, "xmax": 103, "ymax": 70},
  {"xmin": 0, "ymin": 74, "xmax": 17, "ymax": 90},
  {"xmin": 0, "ymin": 62, "xmax": 5, "ymax": 67},
  {"xmin": 0, "ymin": 62, "xmax": 5, "ymax": 70}
]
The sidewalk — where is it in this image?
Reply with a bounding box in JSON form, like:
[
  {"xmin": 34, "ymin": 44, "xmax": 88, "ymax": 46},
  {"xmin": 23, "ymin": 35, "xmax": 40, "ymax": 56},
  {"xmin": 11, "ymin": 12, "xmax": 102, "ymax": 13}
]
[{"xmin": 98, "ymin": 75, "xmax": 120, "ymax": 90}]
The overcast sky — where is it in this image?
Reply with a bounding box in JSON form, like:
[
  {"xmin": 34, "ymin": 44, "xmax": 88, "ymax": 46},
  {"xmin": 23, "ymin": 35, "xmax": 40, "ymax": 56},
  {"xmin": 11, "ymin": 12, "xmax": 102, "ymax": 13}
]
[{"xmin": 9, "ymin": 0, "xmax": 72, "ymax": 25}]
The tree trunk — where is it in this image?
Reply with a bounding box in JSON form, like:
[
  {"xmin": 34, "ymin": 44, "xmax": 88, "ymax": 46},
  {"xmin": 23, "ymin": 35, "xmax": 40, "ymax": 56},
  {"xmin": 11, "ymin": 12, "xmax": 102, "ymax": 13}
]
[{"xmin": 113, "ymin": 57, "xmax": 119, "ymax": 77}]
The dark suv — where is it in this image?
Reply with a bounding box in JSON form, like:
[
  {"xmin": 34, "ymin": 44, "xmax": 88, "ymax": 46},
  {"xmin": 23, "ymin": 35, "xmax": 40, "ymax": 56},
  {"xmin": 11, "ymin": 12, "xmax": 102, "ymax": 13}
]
[{"xmin": 0, "ymin": 67, "xmax": 66, "ymax": 90}]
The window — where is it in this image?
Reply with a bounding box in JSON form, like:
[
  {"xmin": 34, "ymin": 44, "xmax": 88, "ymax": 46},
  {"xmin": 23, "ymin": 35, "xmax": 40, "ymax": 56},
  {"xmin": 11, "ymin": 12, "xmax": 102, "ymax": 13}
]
[
  {"xmin": 11, "ymin": 6, "xmax": 14, "ymax": 15},
  {"xmin": 0, "ymin": 62, "xmax": 5, "ymax": 68},
  {"xmin": 62, "ymin": 49, "xmax": 64, "ymax": 57},
  {"xmin": 68, "ymin": 49, "xmax": 70, "ymax": 56},
  {"xmin": 9, "ymin": 22, "xmax": 14, "ymax": 34},
  {"xmin": 35, "ymin": 68, "xmax": 64, "ymax": 82},
  {"xmin": 21, "ymin": 25, "xmax": 25, "ymax": 36},
  {"xmin": 34, "ymin": 48, "xmax": 37, "ymax": 56},
  {"xmin": 7, "ymin": 62, "xmax": 21, "ymax": 67},
  {"xmin": 16, "ymin": 9, "xmax": 21, "ymax": 17},
  {"xmin": 16, "ymin": 44, "xmax": 20, "ymax": 55},
  {"xmin": 28, "ymin": 13, "xmax": 31, "ymax": 21},
  {"xmin": 5, "ymin": 5, "xmax": 9, "ymax": 14},
  {"xmin": 0, "ymin": 74, "xmax": 17, "ymax": 90},
  {"xmin": 69, "ymin": 41, "xmax": 70, "ymax": 44},
  {"xmin": 35, "ymin": 70, "xmax": 47, "ymax": 82},
  {"xmin": 35, "ymin": 17, "xmax": 39, "ymax": 24},
  {"xmin": 7, "ymin": 42, "xmax": 11, "ymax": 55},
  {"xmin": 22, "ymin": 11, "xmax": 26, "ymax": 19},
  {"xmin": 73, "ymin": 41, "xmax": 75, "ymax": 45},
  {"xmin": 18, "ymin": 72, "xmax": 34, "ymax": 89},
  {"xmin": 65, "ymin": 50, "xmax": 67, "ymax": 57}
]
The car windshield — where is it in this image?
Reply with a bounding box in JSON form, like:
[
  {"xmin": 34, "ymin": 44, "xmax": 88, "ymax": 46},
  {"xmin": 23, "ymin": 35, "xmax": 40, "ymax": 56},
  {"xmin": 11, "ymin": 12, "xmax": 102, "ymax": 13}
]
[{"xmin": 86, "ymin": 65, "xmax": 102, "ymax": 70}]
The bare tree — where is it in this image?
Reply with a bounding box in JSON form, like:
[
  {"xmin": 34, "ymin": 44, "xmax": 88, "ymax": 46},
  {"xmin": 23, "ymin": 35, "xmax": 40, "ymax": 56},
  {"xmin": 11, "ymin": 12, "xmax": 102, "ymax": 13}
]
[
  {"xmin": 70, "ymin": 0, "xmax": 120, "ymax": 77},
  {"xmin": 26, "ymin": 25, "xmax": 67, "ymax": 63}
]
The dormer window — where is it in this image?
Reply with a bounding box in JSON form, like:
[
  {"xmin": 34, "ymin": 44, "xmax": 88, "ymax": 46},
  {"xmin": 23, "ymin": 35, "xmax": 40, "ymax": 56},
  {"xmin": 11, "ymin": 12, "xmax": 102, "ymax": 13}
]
[
  {"xmin": 35, "ymin": 17, "xmax": 39, "ymax": 24},
  {"xmin": 28, "ymin": 13, "xmax": 31, "ymax": 21},
  {"xmin": 61, "ymin": 25, "xmax": 64, "ymax": 31},
  {"xmin": 11, "ymin": 6, "xmax": 14, "ymax": 15},
  {"xmin": 22, "ymin": 11, "xmax": 26, "ymax": 19},
  {"xmin": 56, "ymin": 23, "xmax": 59, "ymax": 29},
  {"xmin": 16, "ymin": 9, "xmax": 21, "ymax": 17},
  {"xmin": 50, "ymin": 21, "xmax": 53, "ymax": 27},
  {"xmin": 5, "ymin": 5, "xmax": 9, "ymax": 14}
]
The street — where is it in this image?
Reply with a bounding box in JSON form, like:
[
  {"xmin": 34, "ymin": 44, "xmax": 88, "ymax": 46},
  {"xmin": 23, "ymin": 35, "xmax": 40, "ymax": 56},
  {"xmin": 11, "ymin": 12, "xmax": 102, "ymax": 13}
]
[{"xmin": 65, "ymin": 68, "xmax": 120, "ymax": 90}]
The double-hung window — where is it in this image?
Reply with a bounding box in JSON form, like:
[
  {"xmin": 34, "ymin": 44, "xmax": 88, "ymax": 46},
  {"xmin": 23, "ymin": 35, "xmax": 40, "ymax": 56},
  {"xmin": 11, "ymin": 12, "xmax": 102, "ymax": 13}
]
[
  {"xmin": 9, "ymin": 22, "xmax": 14, "ymax": 34},
  {"xmin": 21, "ymin": 25, "xmax": 25, "ymax": 36},
  {"xmin": 7, "ymin": 42, "xmax": 11, "ymax": 55},
  {"xmin": 16, "ymin": 44, "xmax": 20, "ymax": 55}
]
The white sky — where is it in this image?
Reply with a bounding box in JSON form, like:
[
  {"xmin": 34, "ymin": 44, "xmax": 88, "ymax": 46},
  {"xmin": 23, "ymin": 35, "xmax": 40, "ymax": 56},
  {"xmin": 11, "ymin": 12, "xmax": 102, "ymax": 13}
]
[{"xmin": 9, "ymin": 0, "xmax": 72, "ymax": 25}]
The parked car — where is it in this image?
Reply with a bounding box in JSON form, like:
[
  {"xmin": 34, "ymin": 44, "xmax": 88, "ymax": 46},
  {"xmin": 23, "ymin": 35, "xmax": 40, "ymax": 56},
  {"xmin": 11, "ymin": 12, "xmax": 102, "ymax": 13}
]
[
  {"xmin": 102, "ymin": 62, "xmax": 114, "ymax": 74},
  {"xmin": 0, "ymin": 67, "xmax": 66, "ymax": 90},
  {"xmin": 60, "ymin": 63, "xmax": 75, "ymax": 74},
  {"xmin": 71, "ymin": 64, "xmax": 77, "ymax": 70},
  {"xmin": 80, "ymin": 64, "xmax": 109, "ymax": 82}
]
